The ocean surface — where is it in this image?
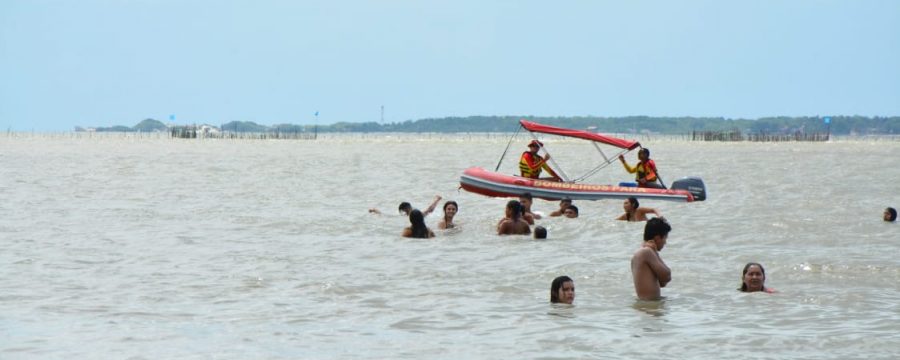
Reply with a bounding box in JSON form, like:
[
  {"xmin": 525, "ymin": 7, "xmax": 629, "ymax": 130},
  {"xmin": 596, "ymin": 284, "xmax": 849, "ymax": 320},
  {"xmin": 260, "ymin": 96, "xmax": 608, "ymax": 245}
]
[{"xmin": 1, "ymin": 133, "xmax": 899, "ymax": 359}]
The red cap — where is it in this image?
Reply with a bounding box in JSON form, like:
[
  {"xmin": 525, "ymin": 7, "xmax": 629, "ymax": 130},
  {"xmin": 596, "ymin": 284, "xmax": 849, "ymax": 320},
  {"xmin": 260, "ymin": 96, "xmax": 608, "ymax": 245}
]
[{"xmin": 528, "ymin": 139, "xmax": 543, "ymax": 147}]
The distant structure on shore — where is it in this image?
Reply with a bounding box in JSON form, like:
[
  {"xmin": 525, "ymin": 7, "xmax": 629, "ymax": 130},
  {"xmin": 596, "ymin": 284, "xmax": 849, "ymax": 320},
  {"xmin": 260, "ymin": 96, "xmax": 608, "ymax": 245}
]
[
  {"xmin": 691, "ymin": 130, "xmax": 830, "ymax": 142},
  {"xmin": 74, "ymin": 115, "xmax": 898, "ymax": 137},
  {"xmin": 169, "ymin": 124, "xmax": 317, "ymax": 140}
]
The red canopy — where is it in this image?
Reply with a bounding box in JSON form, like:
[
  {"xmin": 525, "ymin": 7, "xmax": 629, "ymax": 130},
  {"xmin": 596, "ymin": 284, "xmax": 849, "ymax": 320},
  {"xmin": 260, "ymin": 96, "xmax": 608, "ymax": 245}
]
[{"xmin": 520, "ymin": 120, "xmax": 640, "ymax": 150}]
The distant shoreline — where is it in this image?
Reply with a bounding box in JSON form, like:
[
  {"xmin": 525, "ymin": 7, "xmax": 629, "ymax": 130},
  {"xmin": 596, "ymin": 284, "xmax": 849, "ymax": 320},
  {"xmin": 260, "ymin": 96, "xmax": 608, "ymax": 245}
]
[
  {"xmin": 56, "ymin": 115, "xmax": 900, "ymax": 136},
  {"xmin": 4, "ymin": 131, "xmax": 900, "ymax": 143}
]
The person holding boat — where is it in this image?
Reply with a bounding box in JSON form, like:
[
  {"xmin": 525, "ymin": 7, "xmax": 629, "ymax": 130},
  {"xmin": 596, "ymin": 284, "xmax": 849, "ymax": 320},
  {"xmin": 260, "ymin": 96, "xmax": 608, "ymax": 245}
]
[
  {"xmin": 519, "ymin": 140, "xmax": 561, "ymax": 181},
  {"xmin": 619, "ymin": 148, "xmax": 664, "ymax": 189}
]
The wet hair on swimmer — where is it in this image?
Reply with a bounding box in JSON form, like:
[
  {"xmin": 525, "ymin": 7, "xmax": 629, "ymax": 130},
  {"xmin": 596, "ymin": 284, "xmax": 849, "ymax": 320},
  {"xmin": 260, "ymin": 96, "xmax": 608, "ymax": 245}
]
[
  {"xmin": 643, "ymin": 217, "xmax": 671, "ymax": 241},
  {"xmin": 443, "ymin": 200, "xmax": 458, "ymax": 212},
  {"xmin": 506, "ymin": 200, "xmax": 524, "ymax": 220},
  {"xmin": 739, "ymin": 262, "xmax": 766, "ymax": 292},
  {"xmin": 566, "ymin": 205, "xmax": 579, "ymax": 216},
  {"xmin": 398, "ymin": 202, "xmax": 412, "ymax": 214},
  {"xmin": 550, "ymin": 275, "xmax": 573, "ymax": 303},
  {"xmin": 408, "ymin": 209, "xmax": 429, "ymax": 238},
  {"xmin": 519, "ymin": 192, "xmax": 533, "ymax": 201},
  {"xmin": 887, "ymin": 207, "xmax": 897, "ymax": 222},
  {"xmin": 628, "ymin": 196, "xmax": 639, "ymax": 209},
  {"xmin": 534, "ymin": 226, "xmax": 547, "ymax": 239}
]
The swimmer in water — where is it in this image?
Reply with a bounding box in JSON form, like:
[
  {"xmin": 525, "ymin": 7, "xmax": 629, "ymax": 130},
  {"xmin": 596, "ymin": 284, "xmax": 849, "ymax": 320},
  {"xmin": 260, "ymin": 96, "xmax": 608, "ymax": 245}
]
[
  {"xmin": 631, "ymin": 218, "xmax": 672, "ymax": 300},
  {"xmin": 370, "ymin": 195, "xmax": 442, "ymax": 216},
  {"xmin": 739, "ymin": 262, "xmax": 775, "ymax": 293},
  {"xmin": 884, "ymin": 207, "xmax": 897, "ymax": 222},
  {"xmin": 550, "ymin": 275, "xmax": 574, "ymax": 304},
  {"xmin": 437, "ymin": 201, "xmax": 458, "ymax": 229},
  {"xmin": 534, "ymin": 226, "xmax": 548, "ymax": 239},
  {"xmin": 548, "ymin": 198, "xmax": 573, "ymax": 217},
  {"xmin": 498, "ymin": 200, "xmax": 531, "ymax": 236},
  {"xmin": 401, "ymin": 209, "xmax": 435, "ymax": 238},
  {"xmin": 616, "ymin": 197, "xmax": 663, "ymax": 222}
]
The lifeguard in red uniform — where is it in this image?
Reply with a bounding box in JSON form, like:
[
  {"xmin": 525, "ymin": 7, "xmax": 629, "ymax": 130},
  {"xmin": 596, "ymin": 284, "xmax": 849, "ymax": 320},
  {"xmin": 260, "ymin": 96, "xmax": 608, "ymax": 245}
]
[
  {"xmin": 519, "ymin": 140, "xmax": 561, "ymax": 181},
  {"xmin": 619, "ymin": 148, "xmax": 664, "ymax": 188}
]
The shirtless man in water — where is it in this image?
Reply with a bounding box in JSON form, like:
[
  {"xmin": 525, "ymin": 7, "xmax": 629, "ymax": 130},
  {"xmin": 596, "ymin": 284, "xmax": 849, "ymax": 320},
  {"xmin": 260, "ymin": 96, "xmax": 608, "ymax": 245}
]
[
  {"xmin": 369, "ymin": 195, "xmax": 442, "ymax": 216},
  {"xmin": 631, "ymin": 218, "xmax": 672, "ymax": 300},
  {"xmin": 548, "ymin": 198, "xmax": 572, "ymax": 217},
  {"xmin": 497, "ymin": 200, "xmax": 531, "ymax": 235},
  {"xmin": 518, "ymin": 192, "xmax": 539, "ymax": 224}
]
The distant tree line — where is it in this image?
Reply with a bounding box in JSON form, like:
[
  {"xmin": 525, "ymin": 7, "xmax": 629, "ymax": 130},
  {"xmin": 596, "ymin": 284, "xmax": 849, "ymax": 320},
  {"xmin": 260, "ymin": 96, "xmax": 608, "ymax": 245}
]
[{"xmin": 80, "ymin": 115, "xmax": 899, "ymax": 135}]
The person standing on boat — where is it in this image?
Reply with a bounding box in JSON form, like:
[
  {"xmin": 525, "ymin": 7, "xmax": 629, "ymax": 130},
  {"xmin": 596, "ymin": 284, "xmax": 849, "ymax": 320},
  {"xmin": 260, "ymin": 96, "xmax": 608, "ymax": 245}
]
[
  {"xmin": 519, "ymin": 140, "xmax": 561, "ymax": 181},
  {"xmin": 619, "ymin": 148, "xmax": 663, "ymax": 189}
]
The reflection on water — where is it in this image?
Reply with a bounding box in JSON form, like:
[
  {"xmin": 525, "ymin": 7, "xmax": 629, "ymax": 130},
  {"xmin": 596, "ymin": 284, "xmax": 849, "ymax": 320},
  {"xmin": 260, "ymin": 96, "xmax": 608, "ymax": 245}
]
[
  {"xmin": 632, "ymin": 297, "xmax": 668, "ymax": 318},
  {"xmin": 547, "ymin": 303, "xmax": 576, "ymax": 318}
]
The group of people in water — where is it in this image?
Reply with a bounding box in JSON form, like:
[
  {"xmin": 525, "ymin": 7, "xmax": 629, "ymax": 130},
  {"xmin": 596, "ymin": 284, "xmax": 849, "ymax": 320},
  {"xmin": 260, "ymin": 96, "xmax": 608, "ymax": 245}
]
[
  {"xmin": 379, "ymin": 192, "xmax": 662, "ymax": 240},
  {"xmin": 373, "ymin": 193, "xmax": 684, "ymax": 301},
  {"xmin": 550, "ymin": 260, "xmax": 775, "ymax": 305},
  {"xmin": 373, "ymin": 140, "xmax": 895, "ymax": 303}
]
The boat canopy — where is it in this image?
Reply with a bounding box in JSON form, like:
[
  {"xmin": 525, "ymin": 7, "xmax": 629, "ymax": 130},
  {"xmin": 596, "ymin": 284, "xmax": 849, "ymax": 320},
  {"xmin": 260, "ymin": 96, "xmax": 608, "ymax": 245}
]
[{"xmin": 520, "ymin": 120, "xmax": 641, "ymax": 150}]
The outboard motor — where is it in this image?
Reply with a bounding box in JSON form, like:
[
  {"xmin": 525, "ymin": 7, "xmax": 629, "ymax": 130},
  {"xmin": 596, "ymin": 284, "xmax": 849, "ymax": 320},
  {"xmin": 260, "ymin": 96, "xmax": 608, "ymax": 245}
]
[{"xmin": 671, "ymin": 177, "xmax": 707, "ymax": 201}]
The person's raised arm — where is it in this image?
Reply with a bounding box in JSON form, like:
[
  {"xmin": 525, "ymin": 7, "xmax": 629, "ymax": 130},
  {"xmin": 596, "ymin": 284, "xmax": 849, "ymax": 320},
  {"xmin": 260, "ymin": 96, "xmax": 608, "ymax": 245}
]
[
  {"xmin": 641, "ymin": 207, "xmax": 662, "ymax": 219},
  {"xmin": 619, "ymin": 155, "xmax": 636, "ymax": 173},
  {"xmin": 422, "ymin": 195, "xmax": 442, "ymax": 216}
]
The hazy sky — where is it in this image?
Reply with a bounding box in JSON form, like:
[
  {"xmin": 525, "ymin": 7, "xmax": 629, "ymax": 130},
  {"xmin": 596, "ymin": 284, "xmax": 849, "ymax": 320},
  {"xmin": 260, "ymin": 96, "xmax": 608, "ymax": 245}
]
[{"xmin": 2, "ymin": 0, "xmax": 898, "ymax": 131}]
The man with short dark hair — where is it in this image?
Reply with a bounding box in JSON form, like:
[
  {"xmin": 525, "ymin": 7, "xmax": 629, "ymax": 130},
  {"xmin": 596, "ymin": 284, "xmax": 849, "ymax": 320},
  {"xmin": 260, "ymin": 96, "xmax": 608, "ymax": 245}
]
[
  {"xmin": 518, "ymin": 192, "xmax": 539, "ymax": 224},
  {"xmin": 885, "ymin": 207, "xmax": 897, "ymax": 222},
  {"xmin": 369, "ymin": 195, "xmax": 441, "ymax": 216},
  {"xmin": 563, "ymin": 205, "xmax": 579, "ymax": 218},
  {"xmin": 631, "ymin": 218, "xmax": 672, "ymax": 300},
  {"xmin": 549, "ymin": 198, "xmax": 572, "ymax": 217},
  {"xmin": 534, "ymin": 226, "xmax": 548, "ymax": 239}
]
